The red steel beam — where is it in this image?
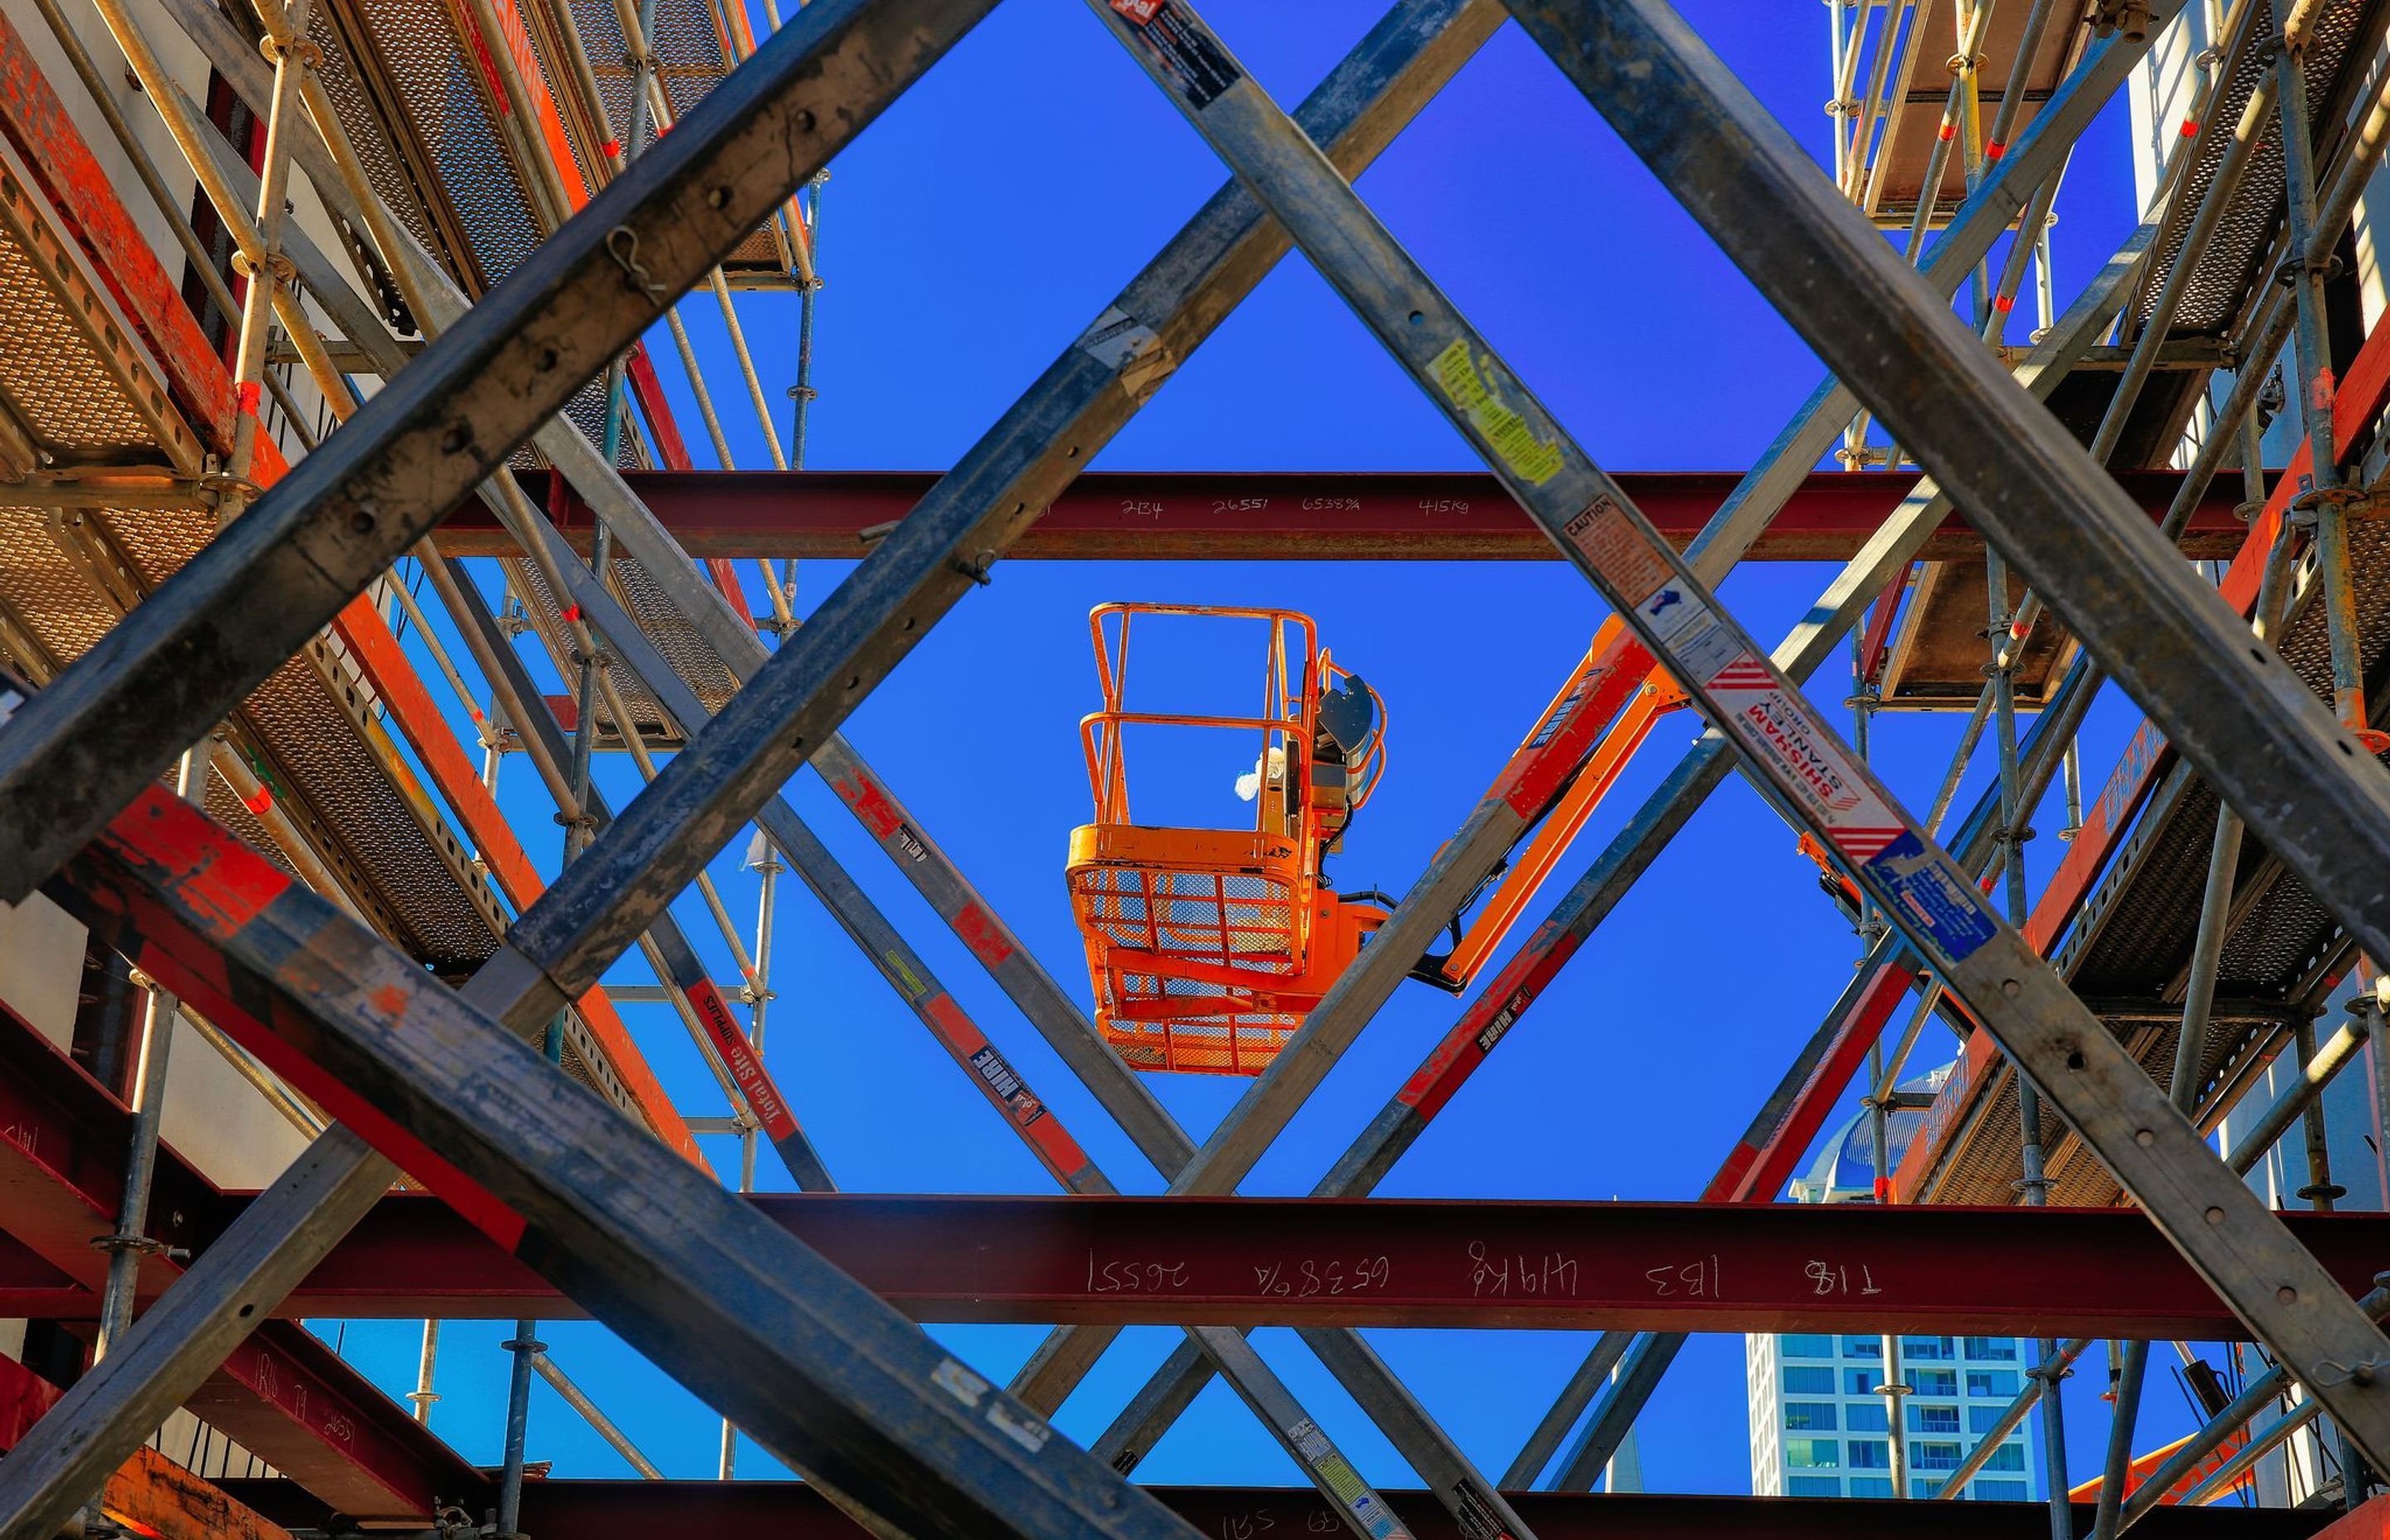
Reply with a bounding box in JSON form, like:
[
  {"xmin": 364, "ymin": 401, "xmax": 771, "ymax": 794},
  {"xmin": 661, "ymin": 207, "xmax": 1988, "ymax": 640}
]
[
  {"xmin": 427, "ymin": 468, "xmax": 2251, "ymax": 563},
  {"xmin": 0, "ymin": 1352, "xmax": 297, "ymax": 1540},
  {"xmin": 11, "ymin": 1187, "xmax": 2388, "ymax": 1341},
  {"xmin": 199, "ymin": 1479, "xmax": 2329, "ymax": 1540},
  {"xmin": 0, "ymin": 1002, "xmax": 485, "ymax": 1521},
  {"xmin": 329, "ymin": 594, "xmax": 702, "ymax": 1166}
]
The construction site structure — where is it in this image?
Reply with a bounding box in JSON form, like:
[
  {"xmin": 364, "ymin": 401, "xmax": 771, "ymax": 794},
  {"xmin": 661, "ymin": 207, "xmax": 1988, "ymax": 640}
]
[{"xmin": 12, "ymin": 0, "xmax": 2390, "ymax": 1536}]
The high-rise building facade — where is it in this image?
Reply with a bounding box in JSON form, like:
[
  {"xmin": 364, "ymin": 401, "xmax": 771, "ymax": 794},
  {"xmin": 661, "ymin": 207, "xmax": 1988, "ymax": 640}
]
[
  {"xmin": 1747, "ymin": 1073, "xmax": 2041, "ymax": 1500},
  {"xmin": 1747, "ymin": 1331, "xmax": 2039, "ymax": 1499}
]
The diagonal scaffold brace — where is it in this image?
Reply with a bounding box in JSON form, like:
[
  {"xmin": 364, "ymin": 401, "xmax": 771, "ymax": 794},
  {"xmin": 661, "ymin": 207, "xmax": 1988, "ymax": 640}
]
[{"xmin": 1083, "ymin": 0, "xmax": 2390, "ymax": 1468}]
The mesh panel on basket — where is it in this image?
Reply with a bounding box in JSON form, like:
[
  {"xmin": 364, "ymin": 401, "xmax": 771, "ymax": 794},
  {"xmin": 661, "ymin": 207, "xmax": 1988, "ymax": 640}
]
[
  {"xmin": 1099, "ymin": 964, "xmax": 1303, "ymax": 1075},
  {"xmin": 1070, "ymin": 865, "xmax": 1297, "ymax": 976}
]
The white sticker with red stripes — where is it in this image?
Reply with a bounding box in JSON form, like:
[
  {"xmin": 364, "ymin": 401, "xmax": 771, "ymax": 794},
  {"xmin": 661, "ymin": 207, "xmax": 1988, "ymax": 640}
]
[
  {"xmin": 1569, "ymin": 494, "xmax": 1993, "ymax": 963},
  {"xmin": 1700, "ymin": 651, "xmax": 1903, "ymax": 860},
  {"xmin": 1696, "ymin": 643, "xmax": 1993, "ymax": 962}
]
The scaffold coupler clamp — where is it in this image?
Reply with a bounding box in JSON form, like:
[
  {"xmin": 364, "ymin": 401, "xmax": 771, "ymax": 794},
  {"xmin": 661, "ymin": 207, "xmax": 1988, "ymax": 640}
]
[
  {"xmin": 2275, "ymin": 251, "xmax": 2345, "ymax": 288},
  {"xmin": 88, "ymin": 1229, "xmax": 183, "ymax": 1264},
  {"xmin": 2285, "ymin": 482, "xmax": 2368, "ymax": 528}
]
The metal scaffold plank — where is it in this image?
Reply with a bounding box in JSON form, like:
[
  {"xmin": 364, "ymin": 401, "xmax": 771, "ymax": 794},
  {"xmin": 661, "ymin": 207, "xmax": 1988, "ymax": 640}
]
[
  {"xmin": 1897, "ymin": 283, "xmax": 2390, "ymax": 1205},
  {"xmin": 1080, "ymin": 0, "xmax": 2390, "ymax": 1469}
]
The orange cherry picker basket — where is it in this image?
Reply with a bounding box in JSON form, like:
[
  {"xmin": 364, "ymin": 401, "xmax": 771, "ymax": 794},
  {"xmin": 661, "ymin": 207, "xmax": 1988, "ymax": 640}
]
[{"xmin": 1066, "ymin": 604, "xmax": 1388, "ymax": 1075}]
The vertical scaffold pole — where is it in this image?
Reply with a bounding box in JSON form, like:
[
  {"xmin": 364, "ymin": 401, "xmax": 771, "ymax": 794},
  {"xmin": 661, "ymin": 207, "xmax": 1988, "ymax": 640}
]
[{"xmin": 2273, "ymin": 0, "xmax": 2384, "ymax": 748}]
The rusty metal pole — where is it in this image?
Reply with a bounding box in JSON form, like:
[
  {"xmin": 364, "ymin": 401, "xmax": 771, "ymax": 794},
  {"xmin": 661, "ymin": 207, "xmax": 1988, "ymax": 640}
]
[
  {"xmin": 222, "ymin": 0, "xmax": 318, "ymax": 511},
  {"xmin": 2272, "ymin": 0, "xmax": 2383, "ymax": 748}
]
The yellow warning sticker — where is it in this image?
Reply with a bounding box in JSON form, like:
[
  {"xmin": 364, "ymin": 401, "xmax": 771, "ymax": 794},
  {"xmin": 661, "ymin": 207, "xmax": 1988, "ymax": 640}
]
[{"xmin": 1432, "ymin": 338, "xmax": 1563, "ymax": 485}]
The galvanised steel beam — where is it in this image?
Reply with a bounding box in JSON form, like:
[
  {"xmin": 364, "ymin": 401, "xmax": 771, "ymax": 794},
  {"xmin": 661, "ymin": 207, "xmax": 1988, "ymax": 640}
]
[
  {"xmin": 428, "ymin": 467, "xmax": 2250, "ymax": 562},
  {"xmin": 0, "ymin": 0, "xmax": 997, "ymax": 899},
  {"xmin": 135, "ymin": 0, "xmax": 1534, "ymax": 1517},
  {"xmin": 1085, "ymin": 0, "xmax": 2390, "ymax": 1469},
  {"xmin": 1524, "ymin": 658, "xmax": 2109, "ymax": 1489},
  {"xmin": 44, "ymin": 783, "xmax": 1203, "ymax": 1540},
  {"xmin": 95, "ymin": 1188, "xmax": 2390, "ymax": 1338},
  {"xmin": 430, "ymin": 558, "xmax": 835, "ymax": 1193},
  {"xmin": 480, "ymin": 0, "xmax": 1514, "ymax": 1176}
]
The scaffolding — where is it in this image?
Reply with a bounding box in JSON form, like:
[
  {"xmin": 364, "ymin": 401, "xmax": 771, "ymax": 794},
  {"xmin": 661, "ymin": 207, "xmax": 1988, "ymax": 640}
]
[{"xmin": 6, "ymin": 0, "xmax": 2390, "ymax": 1534}]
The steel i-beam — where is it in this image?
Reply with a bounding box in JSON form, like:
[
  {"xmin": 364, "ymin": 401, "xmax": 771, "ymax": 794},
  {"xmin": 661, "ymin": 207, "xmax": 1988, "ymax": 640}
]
[
  {"xmin": 434, "ymin": 558, "xmax": 835, "ymax": 1192},
  {"xmin": 1085, "ymin": 0, "xmax": 2390, "ymax": 1467},
  {"xmin": 140, "ymin": 0, "xmax": 1535, "ymax": 1518}
]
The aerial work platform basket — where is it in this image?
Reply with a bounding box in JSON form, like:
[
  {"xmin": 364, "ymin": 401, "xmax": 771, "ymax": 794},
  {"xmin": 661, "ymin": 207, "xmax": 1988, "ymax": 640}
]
[{"xmin": 1067, "ymin": 604, "xmax": 1388, "ymax": 1075}]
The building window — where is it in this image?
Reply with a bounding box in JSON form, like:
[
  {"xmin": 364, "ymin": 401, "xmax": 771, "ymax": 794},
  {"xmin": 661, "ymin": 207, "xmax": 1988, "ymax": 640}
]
[
  {"xmin": 1846, "ymin": 1402, "xmax": 1888, "ymax": 1432},
  {"xmin": 1787, "ymin": 1439, "xmax": 1840, "ymax": 1469},
  {"xmin": 1788, "ymin": 1476, "xmax": 1842, "ymax": 1497},
  {"xmin": 1963, "ymin": 1338, "xmax": 2018, "ymax": 1362},
  {"xmin": 1846, "ymin": 1369, "xmax": 1880, "ymax": 1396},
  {"xmin": 1783, "ymin": 1334, "xmax": 1836, "ymax": 1358},
  {"xmin": 1968, "ymin": 1406, "xmax": 2011, "ymax": 1435},
  {"xmin": 1967, "ymin": 1370, "xmax": 2021, "ymax": 1399},
  {"xmin": 1849, "ymin": 1478, "xmax": 1895, "ymax": 1498},
  {"xmin": 1842, "ymin": 1335, "xmax": 1881, "ymax": 1357},
  {"xmin": 1981, "ymin": 1445, "xmax": 2026, "ymax": 1474},
  {"xmin": 1912, "ymin": 1443, "xmax": 1962, "ymax": 1471},
  {"xmin": 1911, "ymin": 1477, "xmax": 1947, "ymax": 1499},
  {"xmin": 1903, "ymin": 1336, "xmax": 1955, "ymax": 1361},
  {"xmin": 1973, "ymin": 1479, "xmax": 2030, "ymax": 1501},
  {"xmin": 1907, "ymin": 1368, "xmax": 1958, "ymax": 1396},
  {"xmin": 1785, "ymin": 1402, "xmax": 1837, "ymax": 1431},
  {"xmin": 1910, "ymin": 1403, "xmax": 1960, "ymax": 1434},
  {"xmin": 1848, "ymin": 1440, "xmax": 1890, "ymax": 1469},
  {"xmin": 1783, "ymin": 1367, "xmax": 1835, "ymax": 1395}
]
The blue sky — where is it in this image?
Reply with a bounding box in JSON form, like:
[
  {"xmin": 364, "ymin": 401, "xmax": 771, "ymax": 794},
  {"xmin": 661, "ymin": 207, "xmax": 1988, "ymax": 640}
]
[{"xmin": 339, "ymin": 0, "xmax": 2240, "ymax": 1507}]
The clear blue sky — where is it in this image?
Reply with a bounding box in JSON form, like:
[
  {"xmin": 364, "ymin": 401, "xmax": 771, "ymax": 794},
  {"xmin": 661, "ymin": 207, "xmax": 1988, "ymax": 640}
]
[{"xmin": 340, "ymin": 0, "xmax": 2233, "ymax": 1504}]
